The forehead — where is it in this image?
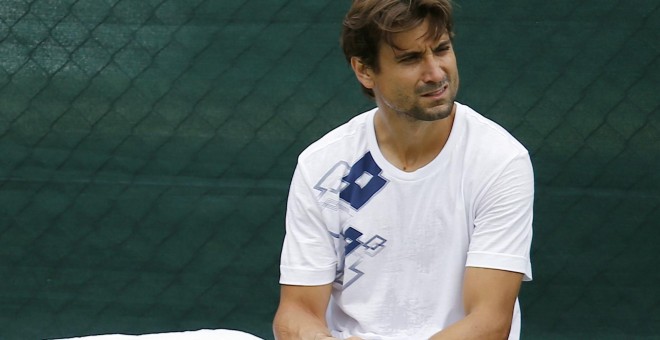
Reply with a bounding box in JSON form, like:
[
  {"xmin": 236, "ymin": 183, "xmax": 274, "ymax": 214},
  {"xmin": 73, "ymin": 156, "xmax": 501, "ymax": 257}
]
[{"xmin": 385, "ymin": 20, "xmax": 449, "ymax": 52}]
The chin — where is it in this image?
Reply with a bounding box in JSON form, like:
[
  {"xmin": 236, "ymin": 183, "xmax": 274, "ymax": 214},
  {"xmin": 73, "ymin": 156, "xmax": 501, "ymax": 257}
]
[
  {"xmin": 420, "ymin": 102, "xmax": 454, "ymax": 121},
  {"xmin": 405, "ymin": 110, "xmax": 452, "ymax": 122},
  {"xmin": 425, "ymin": 112, "xmax": 452, "ymax": 121}
]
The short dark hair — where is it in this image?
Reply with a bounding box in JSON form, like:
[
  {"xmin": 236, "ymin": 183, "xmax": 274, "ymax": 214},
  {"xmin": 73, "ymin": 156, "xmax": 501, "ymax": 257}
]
[{"xmin": 340, "ymin": 0, "xmax": 455, "ymax": 97}]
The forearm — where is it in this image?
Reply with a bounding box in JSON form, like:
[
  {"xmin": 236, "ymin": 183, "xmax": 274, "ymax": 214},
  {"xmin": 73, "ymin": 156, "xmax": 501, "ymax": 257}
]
[
  {"xmin": 273, "ymin": 305, "xmax": 334, "ymax": 340},
  {"xmin": 429, "ymin": 310, "xmax": 511, "ymax": 340}
]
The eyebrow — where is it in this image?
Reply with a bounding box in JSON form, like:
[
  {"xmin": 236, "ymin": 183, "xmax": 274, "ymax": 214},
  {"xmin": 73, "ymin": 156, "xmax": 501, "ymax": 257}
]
[
  {"xmin": 392, "ymin": 39, "xmax": 451, "ymax": 61},
  {"xmin": 393, "ymin": 49, "xmax": 423, "ymax": 61}
]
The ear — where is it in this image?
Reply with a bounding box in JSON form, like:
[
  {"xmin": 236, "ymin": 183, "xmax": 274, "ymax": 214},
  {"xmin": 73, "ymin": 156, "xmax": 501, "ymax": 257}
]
[{"xmin": 350, "ymin": 57, "xmax": 375, "ymax": 90}]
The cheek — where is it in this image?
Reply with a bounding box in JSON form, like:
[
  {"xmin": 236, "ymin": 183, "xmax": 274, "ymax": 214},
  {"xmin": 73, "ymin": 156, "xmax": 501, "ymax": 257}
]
[
  {"xmin": 449, "ymin": 65, "xmax": 459, "ymax": 88},
  {"xmin": 375, "ymin": 70, "xmax": 418, "ymax": 98},
  {"xmin": 388, "ymin": 79, "xmax": 413, "ymax": 97},
  {"xmin": 451, "ymin": 62, "xmax": 460, "ymax": 81}
]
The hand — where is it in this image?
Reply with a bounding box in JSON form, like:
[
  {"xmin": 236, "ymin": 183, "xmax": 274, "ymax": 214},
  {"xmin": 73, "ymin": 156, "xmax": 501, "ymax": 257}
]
[
  {"xmin": 314, "ymin": 335, "xmax": 340, "ymax": 340},
  {"xmin": 316, "ymin": 336, "xmax": 363, "ymax": 340}
]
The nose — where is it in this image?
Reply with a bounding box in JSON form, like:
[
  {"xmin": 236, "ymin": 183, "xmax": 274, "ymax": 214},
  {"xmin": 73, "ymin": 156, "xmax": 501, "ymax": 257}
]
[{"xmin": 420, "ymin": 54, "xmax": 445, "ymax": 83}]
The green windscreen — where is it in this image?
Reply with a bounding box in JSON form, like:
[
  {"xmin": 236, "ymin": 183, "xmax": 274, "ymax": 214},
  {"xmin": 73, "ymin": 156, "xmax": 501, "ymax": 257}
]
[{"xmin": 0, "ymin": 1, "xmax": 658, "ymax": 339}]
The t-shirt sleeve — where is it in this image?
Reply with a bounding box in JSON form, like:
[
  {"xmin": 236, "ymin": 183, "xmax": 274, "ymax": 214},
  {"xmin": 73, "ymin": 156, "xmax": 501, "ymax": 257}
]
[
  {"xmin": 279, "ymin": 164, "xmax": 338, "ymax": 285},
  {"xmin": 466, "ymin": 152, "xmax": 534, "ymax": 281}
]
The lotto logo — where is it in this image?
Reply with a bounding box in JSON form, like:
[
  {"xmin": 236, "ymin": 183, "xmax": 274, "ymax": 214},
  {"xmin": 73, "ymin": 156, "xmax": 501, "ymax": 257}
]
[{"xmin": 339, "ymin": 152, "xmax": 388, "ymax": 210}]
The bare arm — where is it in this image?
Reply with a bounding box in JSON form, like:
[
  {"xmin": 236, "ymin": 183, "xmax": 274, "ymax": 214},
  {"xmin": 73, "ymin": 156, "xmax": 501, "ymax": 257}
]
[
  {"xmin": 273, "ymin": 284, "xmax": 335, "ymax": 340},
  {"xmin": 430, "ymin": 267, "xmax": 524, "ymax": 340}
]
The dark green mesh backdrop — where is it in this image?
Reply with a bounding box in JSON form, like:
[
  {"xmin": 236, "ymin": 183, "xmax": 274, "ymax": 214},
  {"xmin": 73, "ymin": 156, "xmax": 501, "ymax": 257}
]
[{"xmin": 0, "ymin": 0, "xmax": 658, "ymax": 339}]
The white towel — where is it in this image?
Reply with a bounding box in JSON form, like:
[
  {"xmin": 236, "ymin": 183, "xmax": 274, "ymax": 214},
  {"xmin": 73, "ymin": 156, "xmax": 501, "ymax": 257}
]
[{"xmin": 52, "ymin": 329, "xmax": 264, "ymax": 340}]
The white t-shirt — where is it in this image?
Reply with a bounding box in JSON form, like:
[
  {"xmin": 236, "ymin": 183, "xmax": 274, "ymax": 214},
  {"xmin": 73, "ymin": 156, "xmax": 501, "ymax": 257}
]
[{"xmin": 280, "ymin": 102, "xmax": 534, "ymax": 340}]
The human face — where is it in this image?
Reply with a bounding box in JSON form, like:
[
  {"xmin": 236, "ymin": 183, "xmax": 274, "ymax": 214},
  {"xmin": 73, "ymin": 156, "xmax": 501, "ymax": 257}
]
[{"xmin": 365, "ymin": 20, "xmax": 459, "ymax": 122}]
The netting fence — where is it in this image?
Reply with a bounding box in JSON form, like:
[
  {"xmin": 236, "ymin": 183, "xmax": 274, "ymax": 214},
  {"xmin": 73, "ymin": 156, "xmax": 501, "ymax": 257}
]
[{"xmin": 0, "ymin": 0, "xmax": 658, "ymax": 339}]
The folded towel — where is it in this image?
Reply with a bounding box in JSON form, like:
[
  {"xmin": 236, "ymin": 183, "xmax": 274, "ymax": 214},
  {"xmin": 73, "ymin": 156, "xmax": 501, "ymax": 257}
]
[{"xmin": 52, "ymin": 329, "xmax": 263, "ymax": 340}]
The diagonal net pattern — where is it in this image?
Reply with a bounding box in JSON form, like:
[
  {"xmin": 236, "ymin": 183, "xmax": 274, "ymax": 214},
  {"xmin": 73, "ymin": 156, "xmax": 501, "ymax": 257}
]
[{"xmin": 0, "ymin": 0, "xmax": 658, "ymax": 339}]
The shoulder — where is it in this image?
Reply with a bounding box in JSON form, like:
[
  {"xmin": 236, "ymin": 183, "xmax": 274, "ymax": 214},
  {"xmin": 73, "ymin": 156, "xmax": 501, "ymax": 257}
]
[
  {"xmin": 457, "ymin": 103, "xmax": 529, "ymax": 160},
  {"xmin": 454, "ymin": 103, "xmax": 533, "ymax": 198}
]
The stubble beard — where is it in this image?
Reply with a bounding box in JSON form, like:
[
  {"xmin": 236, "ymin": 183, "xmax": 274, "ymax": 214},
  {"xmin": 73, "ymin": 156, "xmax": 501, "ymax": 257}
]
[
  {"xmin": 382, "ymin": 79, "xmax": 457, "ymax": 122},
  {"xmin": 404, "ymin": 100, "xmax": 454, "ymax": 122}
]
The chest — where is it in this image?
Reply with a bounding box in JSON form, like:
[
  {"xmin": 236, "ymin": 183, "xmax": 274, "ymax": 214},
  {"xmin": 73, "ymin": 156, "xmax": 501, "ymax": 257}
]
[{"xmin": 324, "ymin": 178, "xmax": 473, "ymax": 261}]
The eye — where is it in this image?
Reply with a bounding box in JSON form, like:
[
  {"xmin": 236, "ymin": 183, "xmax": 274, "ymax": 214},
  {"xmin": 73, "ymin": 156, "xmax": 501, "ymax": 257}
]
[
  {"xmin": 434, "ymin": 44, "xmax": 451, "ymax": 54},
  {"xmin": 398, "ymin": 54, "xmax": 421, "ymax": 64}
]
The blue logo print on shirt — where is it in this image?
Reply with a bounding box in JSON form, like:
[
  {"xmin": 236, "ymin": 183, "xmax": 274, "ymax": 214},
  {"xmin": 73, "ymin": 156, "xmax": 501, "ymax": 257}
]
[
  {"xmin": 314, "ymin": 152, "xmax": 389, "ymax": 289},
  {"xmin": 339, "ymin": 152, "xmax": 387, "ymax": 210},
  {"xmin": 330, "ymin": 226, "xmax": 387, "ymax": 289}
]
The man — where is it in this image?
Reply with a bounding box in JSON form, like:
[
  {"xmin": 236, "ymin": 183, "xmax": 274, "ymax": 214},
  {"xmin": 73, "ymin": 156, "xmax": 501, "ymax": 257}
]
[{"xmin": 273, "ymin": 0, "xmax": 534, "ymax": 339}]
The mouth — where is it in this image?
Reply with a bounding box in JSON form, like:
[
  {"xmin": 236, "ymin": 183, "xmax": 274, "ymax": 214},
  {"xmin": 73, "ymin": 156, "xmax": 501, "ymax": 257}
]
[{"xmin": 420, "ymin": 83, "xmax": 449, "ymax": 98}]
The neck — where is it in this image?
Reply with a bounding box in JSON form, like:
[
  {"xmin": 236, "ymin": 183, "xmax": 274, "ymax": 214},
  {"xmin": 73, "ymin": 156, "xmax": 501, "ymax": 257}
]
[{"xmin": 374, "ymin": 105, "xmax": 455, "ymax": 172}]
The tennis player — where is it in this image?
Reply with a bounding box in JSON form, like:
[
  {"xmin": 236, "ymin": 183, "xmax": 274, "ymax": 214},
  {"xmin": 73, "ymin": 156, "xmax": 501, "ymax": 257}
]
[{"xmin": 274, "ymin": 0, "xmax": 534, "ymax": 339}]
